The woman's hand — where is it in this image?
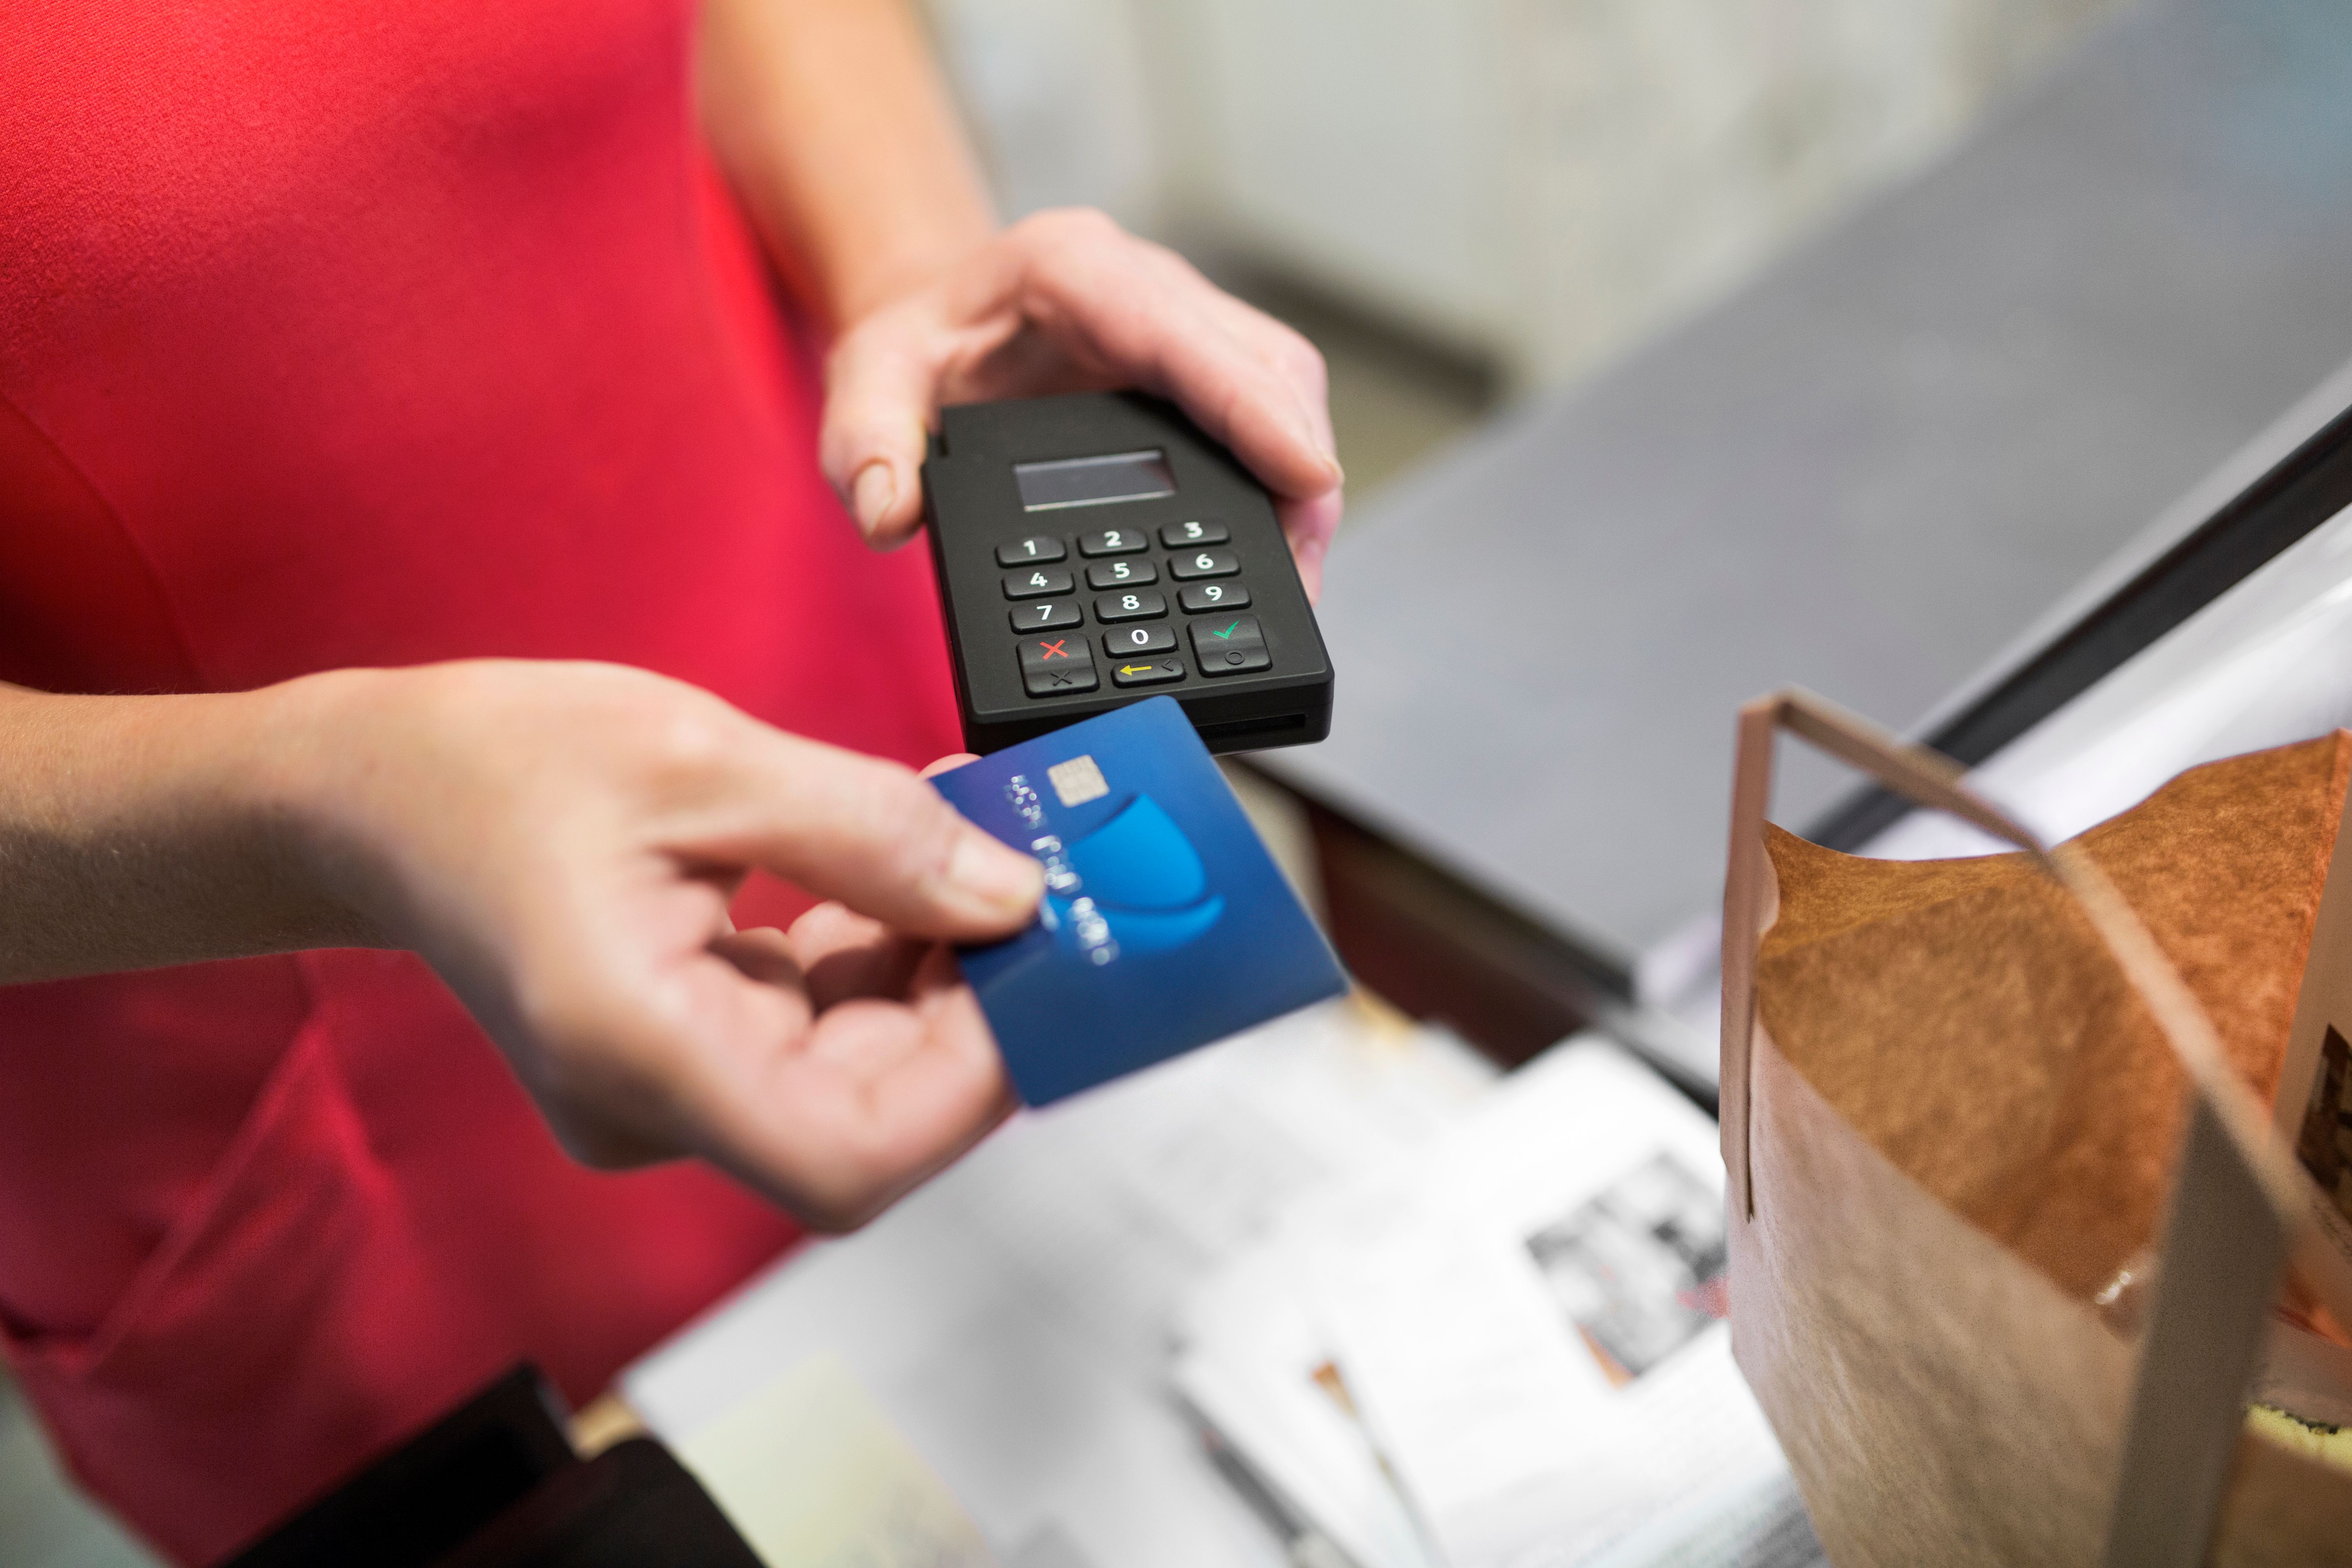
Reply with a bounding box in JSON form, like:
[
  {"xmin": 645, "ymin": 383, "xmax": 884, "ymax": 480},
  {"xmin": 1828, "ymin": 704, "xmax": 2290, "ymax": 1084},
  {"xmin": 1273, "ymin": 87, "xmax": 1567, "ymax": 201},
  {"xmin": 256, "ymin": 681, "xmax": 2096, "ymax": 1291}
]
[
  {"xmin": 0, "ymin": 662, "xmax": 1042, "ymax": 1230},
  {"xmin": 294, "ymin": 661, "xmax": 1041, "ymax": 1228},
  {"xmin": 819, "ymin": 209, "xmax": 1346, "ymax": 598}
]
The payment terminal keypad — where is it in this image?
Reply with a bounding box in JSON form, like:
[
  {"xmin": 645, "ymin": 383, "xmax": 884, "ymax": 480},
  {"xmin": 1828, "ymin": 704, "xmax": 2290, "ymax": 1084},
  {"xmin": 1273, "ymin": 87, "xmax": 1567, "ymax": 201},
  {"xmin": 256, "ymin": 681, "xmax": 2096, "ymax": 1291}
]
[
  {"xmin": 998, "ymin": 537, "xmax": 1254, "ymax": 684},
  {"xmin": 921, "ymin": 392, "xmax": 1332, "ymax": 753}
]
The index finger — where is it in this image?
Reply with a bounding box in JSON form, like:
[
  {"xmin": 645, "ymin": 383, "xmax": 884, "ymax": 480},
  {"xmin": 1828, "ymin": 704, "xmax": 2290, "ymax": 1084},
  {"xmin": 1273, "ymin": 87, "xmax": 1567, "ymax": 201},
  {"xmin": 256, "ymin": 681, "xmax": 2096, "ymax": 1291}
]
[{"xmin": 685, "ymin": 725, "xmax": 1042, "ymax": 943}]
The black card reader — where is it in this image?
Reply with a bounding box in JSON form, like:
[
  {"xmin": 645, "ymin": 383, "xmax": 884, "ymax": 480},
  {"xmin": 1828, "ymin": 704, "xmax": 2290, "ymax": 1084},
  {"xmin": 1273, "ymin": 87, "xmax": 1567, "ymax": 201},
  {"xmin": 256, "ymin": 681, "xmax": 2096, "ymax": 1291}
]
[{"xmin": 921, "ymin": 391, "xmax": 1335, "ymax": 755}]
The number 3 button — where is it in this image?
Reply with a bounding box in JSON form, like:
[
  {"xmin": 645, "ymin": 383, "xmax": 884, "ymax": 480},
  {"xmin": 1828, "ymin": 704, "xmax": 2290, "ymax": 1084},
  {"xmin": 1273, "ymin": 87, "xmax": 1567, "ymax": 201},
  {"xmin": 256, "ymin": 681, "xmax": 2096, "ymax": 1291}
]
[{"xmin": 1190, "ymin": 614, "xmax": 1270, "ymax": 675}]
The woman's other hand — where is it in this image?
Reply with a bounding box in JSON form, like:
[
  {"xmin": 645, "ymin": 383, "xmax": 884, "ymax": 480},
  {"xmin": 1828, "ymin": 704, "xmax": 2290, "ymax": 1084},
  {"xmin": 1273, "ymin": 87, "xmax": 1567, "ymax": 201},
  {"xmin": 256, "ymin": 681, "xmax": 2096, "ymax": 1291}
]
[{"xmin": 818, "ymin": 210, "xmax": 1346, "ymax": 598}]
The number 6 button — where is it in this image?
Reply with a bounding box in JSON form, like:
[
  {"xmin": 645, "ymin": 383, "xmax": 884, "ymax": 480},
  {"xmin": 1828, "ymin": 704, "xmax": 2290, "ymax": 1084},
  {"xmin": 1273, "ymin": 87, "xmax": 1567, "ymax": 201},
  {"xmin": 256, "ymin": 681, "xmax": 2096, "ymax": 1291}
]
[{"xmin": 1169, "ymin": 548, "xmax": 1239, "ymax": 580}]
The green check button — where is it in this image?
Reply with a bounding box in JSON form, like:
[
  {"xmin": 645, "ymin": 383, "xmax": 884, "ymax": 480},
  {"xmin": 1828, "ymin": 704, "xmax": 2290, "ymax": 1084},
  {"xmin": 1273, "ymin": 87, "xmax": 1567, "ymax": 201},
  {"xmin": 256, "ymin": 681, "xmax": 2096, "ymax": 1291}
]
[{"xmin": 1189, "ymin": 613, "xmax": 1269, "ymax": 677}]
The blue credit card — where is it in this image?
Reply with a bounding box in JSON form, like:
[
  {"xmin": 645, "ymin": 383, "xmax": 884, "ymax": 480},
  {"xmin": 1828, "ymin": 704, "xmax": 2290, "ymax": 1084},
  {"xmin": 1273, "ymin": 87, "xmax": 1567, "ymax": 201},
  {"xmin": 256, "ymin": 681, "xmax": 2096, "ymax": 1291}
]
[{"xmin": 931, "ymin": 697, "xmax": 1348, "ymax": 1104}]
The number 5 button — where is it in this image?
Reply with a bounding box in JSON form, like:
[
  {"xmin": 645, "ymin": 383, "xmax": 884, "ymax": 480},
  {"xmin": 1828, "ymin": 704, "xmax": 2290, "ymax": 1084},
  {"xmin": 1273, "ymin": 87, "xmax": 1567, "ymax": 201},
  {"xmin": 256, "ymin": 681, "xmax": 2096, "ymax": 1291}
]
[
  {"xmin": 1190, "ymin": 614, "xmax": 1270, "ymax": 675},
  {"xmin": 1169, "ymin": 548, "xmax": 1239, "ymax": 580}
]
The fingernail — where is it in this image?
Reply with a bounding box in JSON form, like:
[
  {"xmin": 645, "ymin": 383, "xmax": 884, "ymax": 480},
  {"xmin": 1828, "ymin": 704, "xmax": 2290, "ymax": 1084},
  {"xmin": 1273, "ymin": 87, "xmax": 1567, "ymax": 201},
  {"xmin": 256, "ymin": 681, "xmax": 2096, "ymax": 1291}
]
[
  {"xmin": 852, "ymin": 461, "xmax": 898, "ymax": 537},
  {"xmin": 1288, "ymin": 404, "xmax": 1342, "ymax": 487},
  {"xmin": 948, "ymin": 828, "xmax": 1045, "ymax": 916}
]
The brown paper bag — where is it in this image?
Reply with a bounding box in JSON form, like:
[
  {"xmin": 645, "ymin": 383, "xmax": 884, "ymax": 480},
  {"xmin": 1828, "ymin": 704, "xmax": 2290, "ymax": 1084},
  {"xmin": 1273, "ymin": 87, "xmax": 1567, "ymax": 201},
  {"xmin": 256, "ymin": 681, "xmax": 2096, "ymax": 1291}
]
[{"xmin": 1717, "ymin": 691, "xmax": 2352, "ymax": 1568}]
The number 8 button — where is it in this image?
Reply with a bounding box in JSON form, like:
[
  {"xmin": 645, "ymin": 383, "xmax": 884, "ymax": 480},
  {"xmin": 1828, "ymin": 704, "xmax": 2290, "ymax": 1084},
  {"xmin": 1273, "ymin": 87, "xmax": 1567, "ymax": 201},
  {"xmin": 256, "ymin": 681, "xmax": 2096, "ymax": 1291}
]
[{"xmin": 1168, "ymin": 548, "xmax": 1239, "ymax": 580}]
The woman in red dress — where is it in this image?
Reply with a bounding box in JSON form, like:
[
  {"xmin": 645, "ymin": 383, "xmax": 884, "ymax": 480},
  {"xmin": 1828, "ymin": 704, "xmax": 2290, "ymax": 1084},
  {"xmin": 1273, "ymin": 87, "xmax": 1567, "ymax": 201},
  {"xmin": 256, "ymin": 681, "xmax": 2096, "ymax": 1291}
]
[{"xmin": 0, "ymin": 2, "xmax": 1343, "ymax": 1560}]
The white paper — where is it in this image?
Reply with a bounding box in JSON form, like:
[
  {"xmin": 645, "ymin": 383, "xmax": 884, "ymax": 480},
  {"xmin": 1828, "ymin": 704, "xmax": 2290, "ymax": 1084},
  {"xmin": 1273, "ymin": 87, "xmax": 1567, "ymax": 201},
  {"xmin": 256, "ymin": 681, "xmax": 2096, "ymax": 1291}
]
[
  {"xmin": 624, "ymin": 1001, "xmax": 1492, "ymax": 1568},
  {"xmin": 1310, "ymin": 1043, "xmax": 1786, "ymax": 1568}
]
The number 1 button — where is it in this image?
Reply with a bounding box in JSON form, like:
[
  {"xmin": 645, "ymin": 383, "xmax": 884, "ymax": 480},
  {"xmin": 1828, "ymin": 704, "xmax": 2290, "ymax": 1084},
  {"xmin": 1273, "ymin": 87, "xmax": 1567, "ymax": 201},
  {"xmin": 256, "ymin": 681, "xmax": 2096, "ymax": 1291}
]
[
  {"xmin": 996, "ymin": 536, "xmax": 1067, "ymax": 567},
  {"xmin": 1190, "ymin": 614, "xmax": 1270, "ymax": 676}
]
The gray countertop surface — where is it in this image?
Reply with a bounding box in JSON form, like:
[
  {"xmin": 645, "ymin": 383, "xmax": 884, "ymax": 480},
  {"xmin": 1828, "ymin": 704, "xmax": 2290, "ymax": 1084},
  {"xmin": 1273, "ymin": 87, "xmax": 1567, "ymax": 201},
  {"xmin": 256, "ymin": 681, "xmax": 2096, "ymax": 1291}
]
[{"xmin": 1261, "ymin": 0, "xmax": 2352, "ymax": 980}]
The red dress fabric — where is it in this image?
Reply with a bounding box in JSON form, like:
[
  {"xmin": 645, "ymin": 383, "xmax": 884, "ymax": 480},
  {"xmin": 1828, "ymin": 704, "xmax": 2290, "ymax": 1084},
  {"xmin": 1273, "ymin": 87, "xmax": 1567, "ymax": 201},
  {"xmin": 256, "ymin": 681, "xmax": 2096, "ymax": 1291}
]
[{"xmin": 0, "ymin": 2, "xmax": 962, "ymax": 1561}]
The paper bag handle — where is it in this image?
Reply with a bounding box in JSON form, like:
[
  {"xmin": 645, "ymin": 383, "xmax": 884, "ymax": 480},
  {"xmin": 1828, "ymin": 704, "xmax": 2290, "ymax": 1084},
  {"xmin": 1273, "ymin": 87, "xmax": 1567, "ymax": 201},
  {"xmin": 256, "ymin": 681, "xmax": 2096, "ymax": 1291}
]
[{"xmin": 1720, "ymin": 689, "xmax": 2314, "ymax": 1567}]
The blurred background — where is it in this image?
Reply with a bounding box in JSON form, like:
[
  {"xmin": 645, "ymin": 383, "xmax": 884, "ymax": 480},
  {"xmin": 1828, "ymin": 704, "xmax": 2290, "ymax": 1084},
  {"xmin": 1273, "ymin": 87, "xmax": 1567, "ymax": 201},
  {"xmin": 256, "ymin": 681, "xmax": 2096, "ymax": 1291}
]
[
  {"xmin": 0, "ymin": 1, "xmax": 2146, "ymax": 1562},
  {"xmin": 925, "ymin": 0, "xmax": 2135, "ymax": 494}
]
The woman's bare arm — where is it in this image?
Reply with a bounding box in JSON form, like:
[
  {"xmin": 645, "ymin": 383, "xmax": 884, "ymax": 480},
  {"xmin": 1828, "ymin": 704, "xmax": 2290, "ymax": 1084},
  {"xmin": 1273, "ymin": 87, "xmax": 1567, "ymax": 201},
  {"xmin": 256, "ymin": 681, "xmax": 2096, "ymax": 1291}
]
[
  {"xmin": 694, "ymin": 0, "xmax": 1349, "ymax": 589},
  {"xmin": 0, "ymin": 679, "xmax": 373, "ymax": 982},
  {"xmin": 695, "ymin": 0, "xmax": 994, "ymax": 328},
  {"xmin": 0, "ymin": 664, "xmax": 1043, "ymax": 1228}
]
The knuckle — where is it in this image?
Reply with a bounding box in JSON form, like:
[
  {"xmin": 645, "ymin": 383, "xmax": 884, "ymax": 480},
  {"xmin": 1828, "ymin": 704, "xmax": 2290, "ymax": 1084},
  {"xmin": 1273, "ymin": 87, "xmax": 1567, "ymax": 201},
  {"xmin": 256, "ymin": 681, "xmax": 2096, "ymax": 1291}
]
[
  {"xmin": 1279, "ymin": 333, "xmax": 1329, "ymax": 392},
  {"xmin": 870, "ymin": 779, "xmax": 961, "ymax": 897},
  {"xmin": 1017, "ymin": 205, "xmax": 1121, "ymax": 249}
]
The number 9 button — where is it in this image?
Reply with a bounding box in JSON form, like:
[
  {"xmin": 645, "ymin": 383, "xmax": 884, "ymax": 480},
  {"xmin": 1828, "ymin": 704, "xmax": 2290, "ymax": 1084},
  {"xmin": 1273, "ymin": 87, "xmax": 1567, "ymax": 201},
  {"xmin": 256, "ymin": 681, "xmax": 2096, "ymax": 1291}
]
[{"xmin": 1177, "ymin": 581, "xmax": 1249, "ymax": 613}]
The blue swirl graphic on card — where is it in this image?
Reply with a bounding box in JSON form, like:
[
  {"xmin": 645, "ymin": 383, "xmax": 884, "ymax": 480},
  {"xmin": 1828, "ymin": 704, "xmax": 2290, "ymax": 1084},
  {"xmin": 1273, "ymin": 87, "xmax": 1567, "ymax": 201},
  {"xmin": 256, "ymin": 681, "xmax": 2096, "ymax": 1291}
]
[
  {"xmin": 931, "ymin": 697, "xmax": 1344, "ymax": 1104},
  {"xmin": 1033, "ymin": 793, "xmax": 1226, "ymax": 964}
]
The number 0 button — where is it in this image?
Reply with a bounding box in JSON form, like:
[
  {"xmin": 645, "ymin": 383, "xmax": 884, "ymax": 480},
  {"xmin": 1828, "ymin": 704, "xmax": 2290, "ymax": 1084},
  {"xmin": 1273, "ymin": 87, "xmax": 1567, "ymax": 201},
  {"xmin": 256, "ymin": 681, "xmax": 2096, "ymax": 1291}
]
[
  {"xmin": 1190, "ymin": 614, "xmax": 1270, "ymax": 676},
  {"xmin": 1169, "ymin": 548, "xmax": 1239, "ymax": 580},
  {"xmin": 1102, "ymin": 624, "xmax": 1176, "ymax": 657}
]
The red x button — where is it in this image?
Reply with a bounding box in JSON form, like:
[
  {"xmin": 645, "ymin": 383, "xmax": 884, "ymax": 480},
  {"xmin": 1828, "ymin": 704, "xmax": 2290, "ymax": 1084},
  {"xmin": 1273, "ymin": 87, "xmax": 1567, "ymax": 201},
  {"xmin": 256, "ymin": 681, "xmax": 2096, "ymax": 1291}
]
[{"xmin": 1018, "ymin": 635, "xmax": 1097, "ymax": 696}]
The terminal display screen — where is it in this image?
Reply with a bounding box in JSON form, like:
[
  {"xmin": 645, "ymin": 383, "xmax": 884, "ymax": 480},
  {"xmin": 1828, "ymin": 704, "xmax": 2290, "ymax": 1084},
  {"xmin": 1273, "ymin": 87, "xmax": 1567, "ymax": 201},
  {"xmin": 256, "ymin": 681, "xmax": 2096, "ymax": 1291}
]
[{"xmin": 1014, "ymin": 449, "xmax": 1175, "ymax": 511}]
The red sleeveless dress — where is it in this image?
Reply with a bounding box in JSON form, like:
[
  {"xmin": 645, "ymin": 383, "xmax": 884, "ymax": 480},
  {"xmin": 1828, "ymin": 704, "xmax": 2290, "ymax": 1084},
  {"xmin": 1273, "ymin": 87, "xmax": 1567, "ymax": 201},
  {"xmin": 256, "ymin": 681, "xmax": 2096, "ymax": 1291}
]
[{"xmin": 0, "ymin": 3, "xmax": 962, "ymax": 1561}]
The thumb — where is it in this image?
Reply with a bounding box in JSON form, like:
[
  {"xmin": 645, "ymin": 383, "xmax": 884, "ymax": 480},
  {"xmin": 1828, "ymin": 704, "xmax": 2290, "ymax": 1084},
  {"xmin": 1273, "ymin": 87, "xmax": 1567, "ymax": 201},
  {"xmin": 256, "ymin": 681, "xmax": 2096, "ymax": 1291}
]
[
  {"xmin": 718, "ymin": 730, "xmax": 1042, "ymax": 941},
  {"xmin": 822, "ymin": 317, "xmax": 940, "ymax": 550}
]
